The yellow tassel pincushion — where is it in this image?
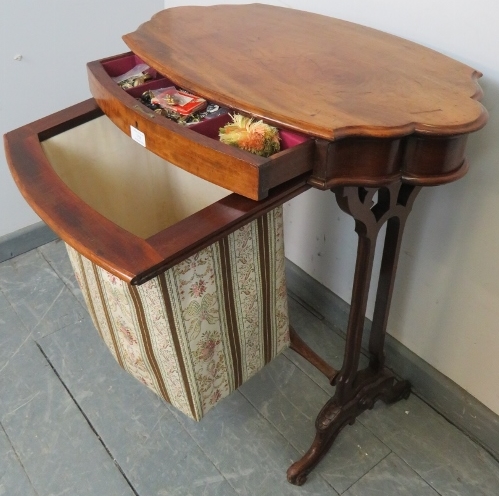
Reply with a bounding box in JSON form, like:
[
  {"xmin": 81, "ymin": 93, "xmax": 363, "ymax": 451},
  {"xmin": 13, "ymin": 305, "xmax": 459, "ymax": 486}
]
[{"xmin": 219, "ymin": 114, "xmax": 280, "ymax": 157}]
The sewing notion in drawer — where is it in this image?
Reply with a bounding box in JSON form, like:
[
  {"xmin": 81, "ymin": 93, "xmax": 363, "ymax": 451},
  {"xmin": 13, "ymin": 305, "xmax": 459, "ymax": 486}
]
[{"xmin": 87, "ymin": 52, "xmax": 315, "ymax": 200}]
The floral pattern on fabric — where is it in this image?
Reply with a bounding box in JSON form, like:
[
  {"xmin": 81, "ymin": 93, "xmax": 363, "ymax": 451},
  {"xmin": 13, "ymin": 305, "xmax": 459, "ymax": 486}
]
[
  {"xmin": 100, "ymin": 271, "xmax": 156, "ymax": 393},
  {"xmin": 274, "ymin": 205, "xmax": 290, "ymax": 351},
  {"xmin": 136, "ymin": 276, "xmax": 192, "ymax": 416},
  {"xmin": 231, "ymin": 220, "xmax": 264, "ymax": 378},
  {"xmin": 65, "ymin": 206, "xmax": 289, "ymax": 421},
  {"xmin": 171, "ymin": 246, "xmax": 230, "ymax": 416}
]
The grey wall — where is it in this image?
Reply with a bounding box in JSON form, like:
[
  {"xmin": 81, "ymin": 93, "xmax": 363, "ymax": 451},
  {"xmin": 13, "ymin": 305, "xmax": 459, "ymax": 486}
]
[{"xmin": 0, "ymin": 0, "xmax": 164, "ymax": 236}]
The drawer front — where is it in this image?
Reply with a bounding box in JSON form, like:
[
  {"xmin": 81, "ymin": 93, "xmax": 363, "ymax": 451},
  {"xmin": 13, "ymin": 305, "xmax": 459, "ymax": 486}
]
[{"xmin": 87, "ymin": 53, "xmax": 315, "ymax": 200}]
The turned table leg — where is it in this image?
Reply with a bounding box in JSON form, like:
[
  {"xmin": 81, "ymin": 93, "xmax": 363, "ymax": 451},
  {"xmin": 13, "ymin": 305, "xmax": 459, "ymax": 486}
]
[{"xmin": 287, "ymin": 182, "xmax": 421, "ymax": 485}]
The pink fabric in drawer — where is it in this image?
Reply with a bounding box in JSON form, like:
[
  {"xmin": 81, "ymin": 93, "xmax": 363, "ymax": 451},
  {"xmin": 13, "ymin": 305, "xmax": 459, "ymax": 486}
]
[
  {"xmin": 191, "ymin": 115, "xmax": 310, "ymax": 150},
  {"xmin": 279, "ymin": 129, "xmax": 309, "ymax": 150}
]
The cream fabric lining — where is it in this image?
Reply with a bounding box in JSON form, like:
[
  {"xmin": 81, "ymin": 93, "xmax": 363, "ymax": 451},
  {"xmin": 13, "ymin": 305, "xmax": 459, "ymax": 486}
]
[{"xmin": 42, "ymin": 116, "xmax": 230, "ymax": 239}]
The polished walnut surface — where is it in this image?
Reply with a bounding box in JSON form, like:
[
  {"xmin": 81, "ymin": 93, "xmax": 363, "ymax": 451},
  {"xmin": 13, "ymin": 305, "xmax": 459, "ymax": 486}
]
[{"xmin": 124, "ymin": 4, "xmax": 487, "ymax": 141}]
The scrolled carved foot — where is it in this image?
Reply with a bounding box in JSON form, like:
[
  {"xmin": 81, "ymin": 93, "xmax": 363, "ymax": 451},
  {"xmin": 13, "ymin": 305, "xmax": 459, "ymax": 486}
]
[
  {"xmin": 286, "ymin": 466, "xmax": 308, "ymax": 486},
  {"xmin": 287, "ymin": 399, "xmax": 356, "ymax": 485},
  {"xmin": 287, "ymin": 437, "xmax": 336, "ymax": 486},
  {"xmin": 286, "ymin": 370, "xmax": 411, "ymax": 485}
]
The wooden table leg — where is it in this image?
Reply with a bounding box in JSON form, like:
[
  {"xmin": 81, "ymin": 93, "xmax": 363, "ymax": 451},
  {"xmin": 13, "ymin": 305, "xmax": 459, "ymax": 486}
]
[{"xmin": 287, "ymin": 182, "xmax": 421, "ymax": 486}]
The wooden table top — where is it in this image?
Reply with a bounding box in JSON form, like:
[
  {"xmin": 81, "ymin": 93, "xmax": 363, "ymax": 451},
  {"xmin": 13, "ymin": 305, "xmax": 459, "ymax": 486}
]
[{"xmin": 123, "ymin": 4, "xmax": 487, "ymax": 141}]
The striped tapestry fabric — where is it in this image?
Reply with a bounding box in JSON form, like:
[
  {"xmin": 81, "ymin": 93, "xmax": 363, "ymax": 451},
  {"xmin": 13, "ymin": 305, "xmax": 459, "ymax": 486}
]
[{"xmin": 65, "ymin": 206, "xmax": 289, "ymax": 420}]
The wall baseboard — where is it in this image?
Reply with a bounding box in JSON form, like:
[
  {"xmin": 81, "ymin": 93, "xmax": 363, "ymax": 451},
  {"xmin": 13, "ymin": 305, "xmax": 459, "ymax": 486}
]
[
  {"xmin": 286, "ymin": 259, "xmax": 499, "ymax": 461},
  {"xmin": 0, "ymin": 222, "xmax": 58, "ymax": 264}
]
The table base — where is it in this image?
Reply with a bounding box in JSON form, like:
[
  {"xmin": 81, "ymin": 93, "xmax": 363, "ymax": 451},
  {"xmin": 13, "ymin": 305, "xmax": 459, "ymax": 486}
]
[{"xmin": 286, "ymin": 182, "xmax": 420, "ymax": 485}]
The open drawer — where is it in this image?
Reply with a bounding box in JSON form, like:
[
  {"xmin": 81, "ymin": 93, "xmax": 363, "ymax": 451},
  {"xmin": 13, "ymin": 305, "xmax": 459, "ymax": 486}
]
[
  {"xmin": 4, "ymin": 99, "xmax": 310, "ymax": 285},
  {"xmin": 87, "ymin": 52, "xmax": 315, "ymax": 200}
]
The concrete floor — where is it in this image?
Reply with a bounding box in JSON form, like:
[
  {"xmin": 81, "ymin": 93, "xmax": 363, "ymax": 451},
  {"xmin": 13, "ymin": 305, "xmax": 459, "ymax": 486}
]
[{"xmin": 1, "ymin": 239, "xmax": 499, "ymax": 495}]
